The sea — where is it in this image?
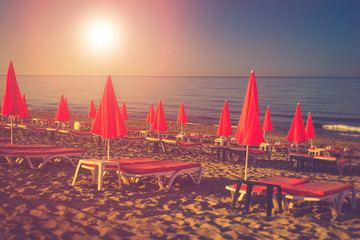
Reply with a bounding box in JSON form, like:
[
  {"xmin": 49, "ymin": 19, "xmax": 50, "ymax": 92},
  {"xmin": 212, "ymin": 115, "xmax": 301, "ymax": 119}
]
[{"xmin": 1, "ymin": 75, "xmax": 360, "ymax": 140}]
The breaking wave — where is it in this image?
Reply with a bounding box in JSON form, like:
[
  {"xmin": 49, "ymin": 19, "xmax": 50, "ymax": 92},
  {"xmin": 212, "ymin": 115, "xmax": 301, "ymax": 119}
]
[{"xmin": 322, "ymin": 124, "xmax": 360, "ymax": 133}]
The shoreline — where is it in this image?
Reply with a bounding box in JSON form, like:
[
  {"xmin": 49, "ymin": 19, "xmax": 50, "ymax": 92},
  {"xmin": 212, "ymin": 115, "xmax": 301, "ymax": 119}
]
[
  {"xmin": 0, "ymin": 109, "xmax": 359, "ymax": 238},
  {"xmin": 27, "ymin": 109, "xmax": 360, "ymax": 156}
]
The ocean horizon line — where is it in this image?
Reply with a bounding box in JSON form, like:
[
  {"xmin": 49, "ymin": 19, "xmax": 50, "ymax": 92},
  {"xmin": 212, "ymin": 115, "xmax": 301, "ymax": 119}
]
[{"xmin": 1, "ymin": 74, "xmax": 360, "ymax": 78}]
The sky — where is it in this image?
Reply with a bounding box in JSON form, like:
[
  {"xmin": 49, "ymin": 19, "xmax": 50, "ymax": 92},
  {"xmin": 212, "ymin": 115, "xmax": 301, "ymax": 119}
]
[{"xmin": 0, "ymin": 0, "xmax": 359, "ymax": 76}]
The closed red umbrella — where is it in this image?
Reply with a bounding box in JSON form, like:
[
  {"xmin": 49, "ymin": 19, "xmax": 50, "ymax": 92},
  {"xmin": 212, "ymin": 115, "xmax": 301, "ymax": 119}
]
[
  {"xmin": 262, "ymin": 106, "xmax": 273, "ymax": 139},
  {"xmin": 305, "ymin": 112, "xmax": 315, "ymax": 147},
  {"xmin": 1, "ymin": 62, "xmax": 25, "ymax": 144},
  {"xmin": 88, "ymin": 99, "xmax": 96, "ymax": 118},
  {"xmin": 217, "ymin": 100, "xmax": 232, "ymax": 137},
  {"xmin": 20, "ymin": 93, "xmax": 30, "ymax": 119},
  {"xmin": 91, "ymin": 74, "xmax": 127, "ymax": 160},
  {"xmin": 121, "ymin": 102, "xmax": 128, "ymax": 121},
  {"xmin": 235, "ymin": 70, "xmax": 264, "ymax": 180},
  {"xmin": 152, "ymin": 99, "xmax": 168, "ymax": 137},
  {"xmin": 146, "ymin": 103, "xmax": 155, "ymax": 130},
  {"xmin": 287, "ymin": 103, "xmax": 307, "ymax": 148},
  {"xmin": 64, "ymin": 97, "xmax": 71, "ymax": 120},
  {"xmin": 55, "ymin": 94, "xmax": 70, "ymax": 122},
  {"xmin": 177, "ymin": 102, "xmax": 188, "ymax": 133}
]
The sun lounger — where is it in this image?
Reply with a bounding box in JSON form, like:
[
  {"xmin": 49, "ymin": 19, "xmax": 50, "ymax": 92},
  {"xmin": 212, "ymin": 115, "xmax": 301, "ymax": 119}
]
[
  {"xmin": 126, "ymin": 127, "xmax": 147, "ymax": 137},
  {"xmin": 73, "ymin": 159, "xmax": 161, "ymax": 190},
  {"xmin": 282, "ymin": 181, "xmax": 356, "ymax": 217},
  {"xmin": 228, "ymin": 177, "xmax": 310, "ymax": 217},
  {"xmin": 177, "ymin": 141, "xmax": 202, "ymax": 154},
  {"xmin": 161, "ymin": 139, "xmax": 202, "ymax": 154},
  {"xmin": 118, "ymin": 160, "xmax": 204, "ymax": 190},
  {"xmin": 0, "ymin": 144, "xmax": 57, "ymax": 164},
  {"xmin": 290, "ymin": 151, "xmax": 351, "ymax": 175},
  {"xmin": 313, "ymin": 155, "xmax": 351, "ymax": 175},
  {"xmin": 209, "ymin": 144, "xmax": 229, "ymax": 161},
  {"xmin": 76, "ymin": 158, "xmax": 203, "ymax": 190},
  {"xmin": 68, "ymin": 130, "xmax": 94, "ymax": 142},
  {"xmin": 161, "ymin": 139, "xmax": 178, "ymax": 153},
  {"xmin": 289, "ymin": 152, "xmax": 316, "ymax": 172},
  {"xmin": 145, "ymin": 137, "xmax": 165, "ymax": 153},
  {"xmin": 228, "ymin": 146, "xmax": 271, "ymax": 163},
  {"xmin": 273, "ymin": 142, "xmax": 294, "ymax": 153},
  {"xmin": 118, "ymin": 135, "xmax": 146, "ymax": 149},
  {"xmin": 0, "ymin": 144, "xmax": 56, "ymax": 150},
  {"xmin": 0, "ymin": 147, "xmax": 87, "ymax": 169},
  {"xmin": 227, "ymin": 177, "xmax": 356, "ymax": 217}
]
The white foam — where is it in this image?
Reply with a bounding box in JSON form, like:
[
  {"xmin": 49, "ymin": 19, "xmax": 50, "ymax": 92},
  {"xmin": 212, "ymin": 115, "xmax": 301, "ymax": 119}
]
[{"xmin": 322, "ymin": 124, "xmax": 360, "ymax": 133}]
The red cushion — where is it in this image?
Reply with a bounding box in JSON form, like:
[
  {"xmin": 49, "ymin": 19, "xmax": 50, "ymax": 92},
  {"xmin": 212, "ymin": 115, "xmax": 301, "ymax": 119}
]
[
  {"xmin": 248, "ymin": 149, "xmax": 270, "ymax": 155},
  {"xmin": 231, "ymin": 177, "xmax": 311, "ymax": 194},
  {"xmin": 177, "ymin": 141, "xmax": 201, "ymax": 147},
  {"xmin": 232, "ymin": 184, "xmax": 268, "ymax": 193},
  {"xmin": 120, "ymin": 161, "xmax": 201, "ymax": 174},
  {"xmin": 283, "ymin": 182, "xmax": 353, "ymax": 197},
  {"xmin": 257, "ymin": 176, "xmax": 311, "ymax": 187},
  {"xmin": 0, "ymin": 148, "xmax": 85, "ymax": 155},
  {"xmin": 110, "ymin": 158, "xmax": 162, "ymax": 166},
  {"xmin": 338, "ymin": 159, "xmax": 351, "ymax": 164},
  {"xmin": 120, "ymin": 136, "xmax": 145, "ymax": 141}
]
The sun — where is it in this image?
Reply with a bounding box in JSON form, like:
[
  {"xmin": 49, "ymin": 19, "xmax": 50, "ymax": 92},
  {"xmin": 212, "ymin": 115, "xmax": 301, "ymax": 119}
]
[{"xmin": 83, "ymin": 16, "xmax": 122, "ymax": 53}]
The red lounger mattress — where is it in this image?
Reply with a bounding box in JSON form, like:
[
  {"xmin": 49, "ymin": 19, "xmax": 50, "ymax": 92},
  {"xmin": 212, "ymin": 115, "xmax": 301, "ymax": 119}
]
[
  {"xmin": 282, "ymin": 182, "xmax": 354, "ymax": 197},
  {"xmin": 0, "ymin": 148, "xmax": 86, "ymax": 155},
  {"xmin": 0, "ymin": 144, "xmax": 56, "ymax": 150},
  {"xmin": 82, "ymin": 158, "xmax": 162, "ymax": 168},
  {"xmin": 120, "ymin": 161, "xmax": 202, "ymax": 174},
  {"xmin": 232, "ymin": 176, "xmax": 311, "ymax": 194}
]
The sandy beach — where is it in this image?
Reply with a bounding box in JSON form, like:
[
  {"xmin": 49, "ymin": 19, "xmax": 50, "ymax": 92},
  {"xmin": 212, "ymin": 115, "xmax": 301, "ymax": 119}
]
[{"xmin": 0, "ymin": 110, "xmax": 359, "ymax": 239}]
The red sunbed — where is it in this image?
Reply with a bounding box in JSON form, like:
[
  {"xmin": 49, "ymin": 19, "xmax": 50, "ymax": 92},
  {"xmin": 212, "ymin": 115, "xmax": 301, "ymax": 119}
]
[
  {"xmin": 0, "ymin": 147, "xmax": 87, "ymax": 169},
  {"xmin": 119, "ymin": 160, "xmax": 204, "ymax": 190},
  {"xmin": 226, "ymin": 177, "xmax": 356, "ymax": 217}
]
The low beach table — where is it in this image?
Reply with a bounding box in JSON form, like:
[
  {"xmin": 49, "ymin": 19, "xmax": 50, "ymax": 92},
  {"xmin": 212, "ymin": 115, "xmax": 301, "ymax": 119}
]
[{"xmin": 72, "ymin": 159, "xmax": 121, "ymax": 190}]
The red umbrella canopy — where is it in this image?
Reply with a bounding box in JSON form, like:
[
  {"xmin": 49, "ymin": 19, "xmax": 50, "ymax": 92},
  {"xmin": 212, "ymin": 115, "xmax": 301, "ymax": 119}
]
[
  {"xmin": 177, "ymin": 102, "xmax": 188, "ymax": 124},
  {"xmin": 262, "ymin": 106, "xmax": 273, "ymax": 132},
  {"xmin": 287, "ymin": 103, "xmax": 308, "ymax": 143},
  {"xmin": 64, "ymin": 97, "xmax": 71, "ymax": 120},
  {"xmin": 235, "ymin": 71, "xmax": 264, "ymax": 146},
  {"xmin": 55, "ymin": 94, "xmax": 70, "ymax": 122},
  {"xmin": 152, "ymin": 99, "xmax": 168, "ymax": 132},
  {"xmin": 1, "ymin": 61, "xmax": 24, "ymax": 116},
  {"xmin": 20, "ymin": 93, "xmax": 30, "ymax": 118},
  {"xmin": 146, "ymin": 103, "xmax": 155, "ymax": 124},
  {"xmin": 217, "ymin": 100, "xmax": 232, "ymax": 137},
  {"xmin": 121, "ymin": 102, "xmax": 128, "ymax": 121},
  {"xmin": 305, "ymin": 112, "xmax": 315, "ymax": 139},
  {"xmin": 88, "ymin": 99, "xmax": 96, "ymax": 118},
  {"xmin": 91, "ymin": 74, "xmax": 127, "ymax": 139}
]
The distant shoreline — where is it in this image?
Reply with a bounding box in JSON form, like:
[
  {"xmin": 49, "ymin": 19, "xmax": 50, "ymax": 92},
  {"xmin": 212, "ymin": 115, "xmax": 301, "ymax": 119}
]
[{"xmin": 2, "ymin": 74, "xmax": 360, "ymax": 78}]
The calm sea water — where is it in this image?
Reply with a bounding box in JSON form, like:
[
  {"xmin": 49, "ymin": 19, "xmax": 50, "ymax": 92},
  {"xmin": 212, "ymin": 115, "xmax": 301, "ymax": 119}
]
[{"xmin": 1, "ymin": 75, "xmax": 360, "ymax": 139}]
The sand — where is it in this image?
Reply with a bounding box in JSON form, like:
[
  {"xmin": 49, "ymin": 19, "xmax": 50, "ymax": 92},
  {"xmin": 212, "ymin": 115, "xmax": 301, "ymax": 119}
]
[{"xmin": 0, "ymin": 110, "xmax": 359, "ymax": 239}]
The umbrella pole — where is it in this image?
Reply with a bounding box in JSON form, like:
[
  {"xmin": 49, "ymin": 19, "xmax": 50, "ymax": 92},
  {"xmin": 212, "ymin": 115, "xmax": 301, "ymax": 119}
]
[
  {"xmin": 10, "ymin": 116, "xmax": 13, "ymax": 145},
  {"xmin": 311, "ymin": 138, "xmax": 313, "ymax": 147},
  {"xmin": 244, "ymin": 145, "xmax": 249, "ymax": 180}
]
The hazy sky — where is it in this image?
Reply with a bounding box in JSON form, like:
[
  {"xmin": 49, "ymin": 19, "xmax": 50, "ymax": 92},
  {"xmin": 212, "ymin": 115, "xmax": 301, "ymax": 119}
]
[{"xmin": 0, "ymin": 0, "xmax": 359, "ymax": 76}]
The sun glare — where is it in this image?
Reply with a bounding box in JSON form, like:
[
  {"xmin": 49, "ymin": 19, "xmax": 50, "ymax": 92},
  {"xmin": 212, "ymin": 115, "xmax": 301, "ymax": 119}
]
[{"xmin": 83, "ymin": 16, "xmax": 122, "ymax": 54}]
